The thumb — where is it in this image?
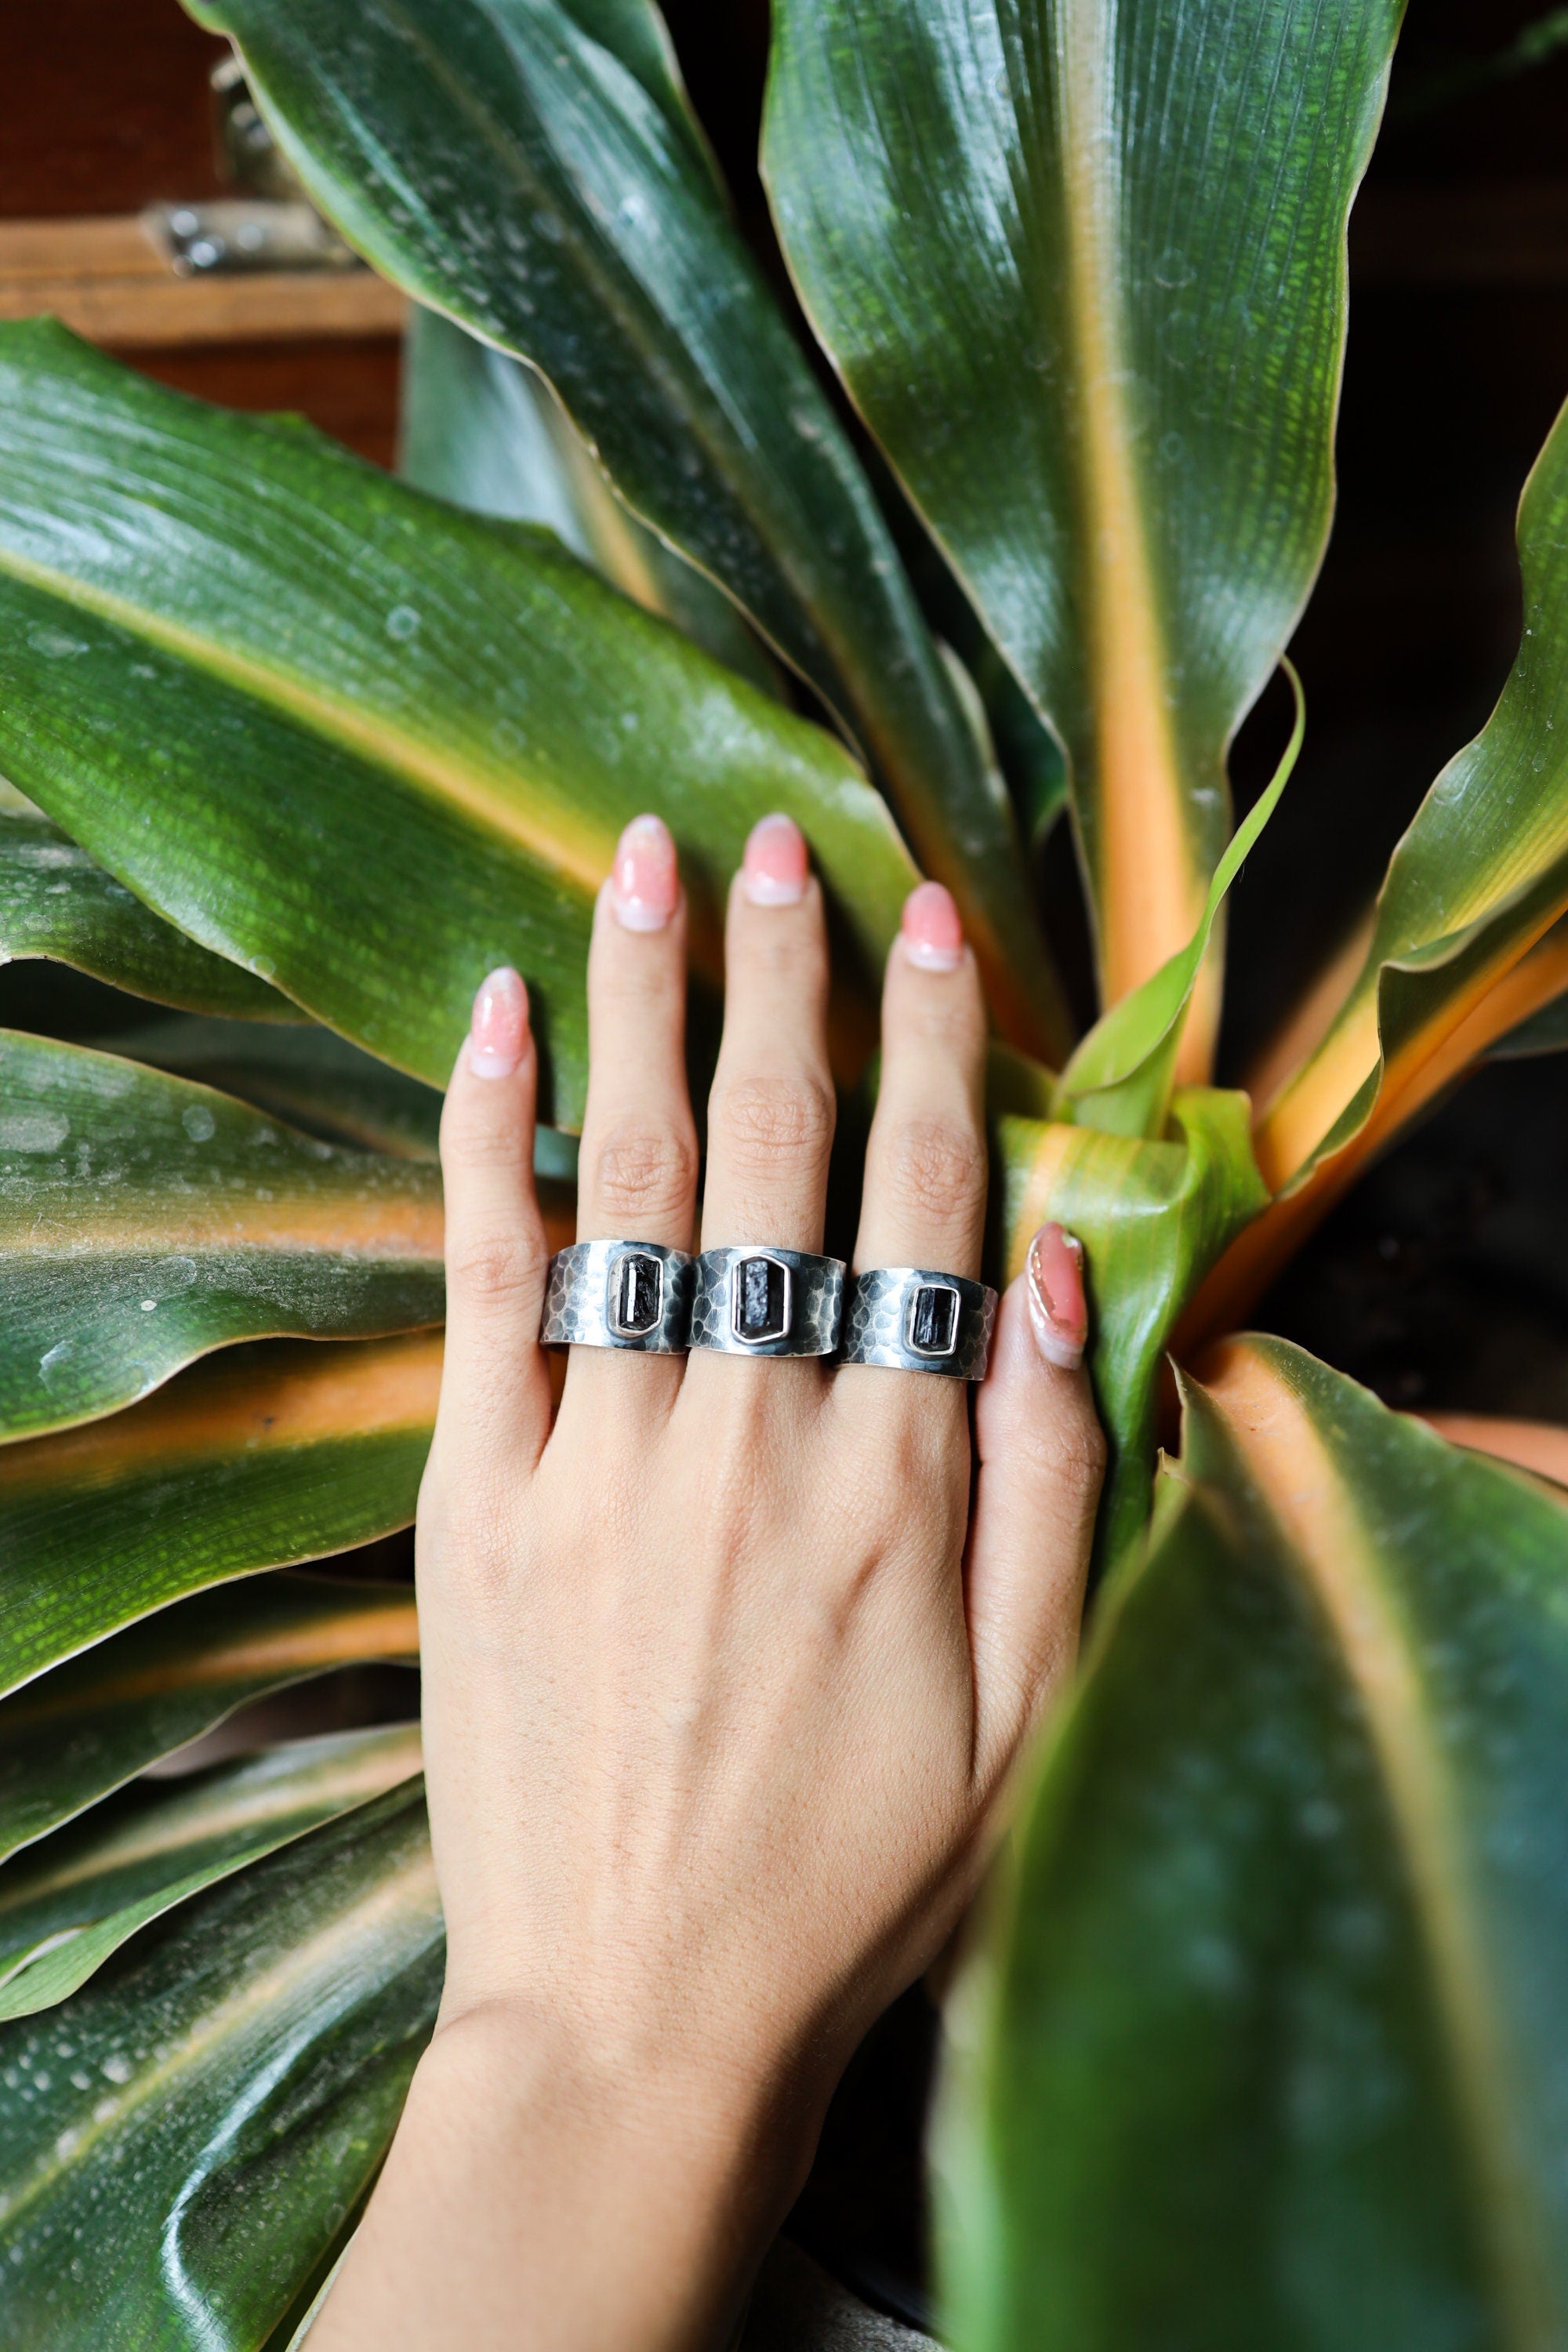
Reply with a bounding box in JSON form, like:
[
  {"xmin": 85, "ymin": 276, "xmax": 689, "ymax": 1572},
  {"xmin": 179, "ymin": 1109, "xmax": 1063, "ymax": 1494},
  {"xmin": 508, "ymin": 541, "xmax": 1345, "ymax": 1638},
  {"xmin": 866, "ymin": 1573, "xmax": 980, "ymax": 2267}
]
[{"xmin": 966, "ymin": 1225, "xmax": 1105, "ymax": 1792}]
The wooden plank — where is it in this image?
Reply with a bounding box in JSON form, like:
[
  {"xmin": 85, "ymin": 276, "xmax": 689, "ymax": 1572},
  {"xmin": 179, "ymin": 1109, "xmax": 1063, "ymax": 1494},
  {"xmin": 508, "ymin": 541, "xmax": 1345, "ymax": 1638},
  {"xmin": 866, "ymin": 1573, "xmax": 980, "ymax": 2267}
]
[{"xmin": 0, "ymin": 216, "xmax": 405, "ymax": 347}]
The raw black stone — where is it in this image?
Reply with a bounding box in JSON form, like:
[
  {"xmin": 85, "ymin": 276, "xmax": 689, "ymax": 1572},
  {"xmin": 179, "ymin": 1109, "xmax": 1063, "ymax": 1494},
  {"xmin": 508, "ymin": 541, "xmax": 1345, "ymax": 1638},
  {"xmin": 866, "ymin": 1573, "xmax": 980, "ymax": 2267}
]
[
  {"xmin": 909, "ymin": 1284, "xmax": 958, "ymax": 1356},
  {"xmin": 614, "ymin": 1251, "xmax": 662, "ymax": 1336},
  {"xmin": 736, "ymin": 1255, "xmax": 788, "ymax": 1341}
]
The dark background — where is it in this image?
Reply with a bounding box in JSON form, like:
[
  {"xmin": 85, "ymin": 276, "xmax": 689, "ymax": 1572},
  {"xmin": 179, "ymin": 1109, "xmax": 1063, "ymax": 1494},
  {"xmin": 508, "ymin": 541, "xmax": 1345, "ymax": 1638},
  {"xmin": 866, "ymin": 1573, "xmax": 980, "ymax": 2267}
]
[{"xmin": 3, "ymin": 0, "xmax": 1567, "ymax": 2320}]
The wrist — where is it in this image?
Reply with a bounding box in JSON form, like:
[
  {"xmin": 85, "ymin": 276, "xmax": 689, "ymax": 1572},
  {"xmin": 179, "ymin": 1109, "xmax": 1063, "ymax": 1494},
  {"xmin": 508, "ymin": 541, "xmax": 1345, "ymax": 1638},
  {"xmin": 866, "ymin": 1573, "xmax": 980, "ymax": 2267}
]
[{"xmin": 408, "ymin": 1996, "xmax": 819, "ymax": 2332}]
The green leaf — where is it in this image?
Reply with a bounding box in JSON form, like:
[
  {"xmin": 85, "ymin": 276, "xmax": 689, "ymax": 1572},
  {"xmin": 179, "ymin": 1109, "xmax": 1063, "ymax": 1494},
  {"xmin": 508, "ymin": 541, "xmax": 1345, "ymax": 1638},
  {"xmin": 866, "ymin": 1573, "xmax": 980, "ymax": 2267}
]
[
  {"xmin": 401, "ymin": 305, "xmax": 780, "ymax": 696},
  {"xmin": 0, "ymin": 1332, "xmax": 437, "ymax": 1702},
  {"xmin": 93, "ymin": 1007, "xmax": 584, "ymax": 1183},
  {"xmin": 1258, "ymin": 400, "xmax": 1568, "ymax": 1193},
  {"xmin": 0, "ymin": 321, "xmax": 916, "ymax": 1122},
  {"xmin": 0, "ymin": 804, "xmax": 295, "ymax": 1022},
  {"xmin": 0, "ymin": 1723, "xmax": 423, "ymax": 2020},
  {"xmin": 0, "ymin": 1780, "xmax": 441, "ymax": 2348},
  {"xmin": 1195, "ymin": 400, "xmax": 1568, "ymax": 1341},
  {"xmin": 938, "ymin": 1338, "xmax": 1568, "ymax": 2350},
  {"xmin": 0, "ymin": 1032, "xmax": 445, "ymax": 1442},
  {"xmin": 184, "ymin": 0, "xmax": 1068, "ymax": 1058},
  {"xmin": 1059, "ymin": 662, "xmax": 1304, "ymax": 1138},
  {"xmin": 94, "ymin": 1011, "xmax": 447, "ymax": 1161},
  {"xmin": 764, "ymin": 0, "xmax": 1403, "ymax": 1047},
  {"xmin": 991, "ymin": 1089, "xmax": 1267, "ymax": 1572},
  {"xmin": 0, "ymin": 1573, "xmax": 418, "ymax": 1868}
]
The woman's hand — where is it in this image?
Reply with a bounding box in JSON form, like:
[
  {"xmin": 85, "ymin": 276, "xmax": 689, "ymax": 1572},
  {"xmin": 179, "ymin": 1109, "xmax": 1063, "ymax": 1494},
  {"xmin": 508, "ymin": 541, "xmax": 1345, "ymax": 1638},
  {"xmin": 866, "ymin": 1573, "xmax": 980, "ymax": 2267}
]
[{"xmin": 312, "ymin": 813, "xmax": 1103, "ymax": 2352}]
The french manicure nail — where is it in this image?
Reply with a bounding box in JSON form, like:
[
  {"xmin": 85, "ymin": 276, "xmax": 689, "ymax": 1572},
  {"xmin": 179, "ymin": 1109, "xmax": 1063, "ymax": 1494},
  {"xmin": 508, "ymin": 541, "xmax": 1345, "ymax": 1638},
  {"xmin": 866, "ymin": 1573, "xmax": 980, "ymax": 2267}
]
[
  {"xmin": 467, "ymin": 966, "xmax": 528, "ymax": 1080},
  {"xmin": 742, "ymin": 811, "xmax": 808, "ymax": 907},
  {"xmin": 902, "ymin": 880, "xmax": 965, "ymax": 972},
  {"xmin": 610, "ymin": 814, "xmax": 679, "ymax": 932},
  {"xmin": 1027, "ymin": 1223, "xmax": 1088, "ymax": 1370}
]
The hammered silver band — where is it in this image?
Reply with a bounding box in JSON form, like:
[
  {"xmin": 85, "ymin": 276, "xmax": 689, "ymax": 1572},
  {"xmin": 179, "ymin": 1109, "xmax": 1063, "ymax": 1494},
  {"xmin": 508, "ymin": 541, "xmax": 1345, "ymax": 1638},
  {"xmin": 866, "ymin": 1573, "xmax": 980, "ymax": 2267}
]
[
  {"xmin": 539, "ymin": 1240, "xmax": 695, "ymax": 1352},
  {"xmin": 688, "ymin": 1246, "xmax": 846, "ymax": 1358},
  {"xmin": 837, "ymin": 1266, "xmax": 997, "ymax": 1380}
]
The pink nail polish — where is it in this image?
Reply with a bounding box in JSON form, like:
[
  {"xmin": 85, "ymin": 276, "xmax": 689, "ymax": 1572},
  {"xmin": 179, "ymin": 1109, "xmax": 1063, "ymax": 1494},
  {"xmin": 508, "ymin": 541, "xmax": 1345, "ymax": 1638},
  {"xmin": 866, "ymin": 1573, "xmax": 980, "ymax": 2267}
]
[
  {"xmin": 610, "ymin": 814, "xmax": 679, "ymax": 932},
  {"xmin": 902, "ymin": 880, "xmax": 965, "ymax": 973},
  {"xmin": 742, "ymin": 812, "xmax": 808, "ymax": 907},
  {"xmin": 467, "ymin": 966, "xmax": 528, "ymax": 1080},
  {"xmin": 1027, "ymin": 1223, "xmax": 1088, "ymax": 1370}
]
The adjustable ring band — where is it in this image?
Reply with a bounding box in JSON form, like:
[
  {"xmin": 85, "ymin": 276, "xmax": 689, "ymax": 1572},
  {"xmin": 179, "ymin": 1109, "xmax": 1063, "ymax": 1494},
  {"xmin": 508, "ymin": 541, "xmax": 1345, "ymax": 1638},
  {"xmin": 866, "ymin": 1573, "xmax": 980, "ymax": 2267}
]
[
  {"xmin": 837, "ymin": 1267, "xmax": 997, "ymax": 1380},
  {"xmin": 539, "ymin": 1240, "xmax": 695, "ymax": 1352},
  {"xmin": 688, "ymin": 1246, "xmax": 846, "ymax": 1359}
]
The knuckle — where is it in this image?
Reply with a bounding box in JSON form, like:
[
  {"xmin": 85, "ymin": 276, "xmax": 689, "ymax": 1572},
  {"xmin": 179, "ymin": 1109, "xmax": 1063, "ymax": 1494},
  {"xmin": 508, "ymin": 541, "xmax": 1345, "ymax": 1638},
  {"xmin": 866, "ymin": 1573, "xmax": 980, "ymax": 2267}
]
[
  {"xmin": 1023, "ymin": 1404, "xmax": 1107, "ymax": 1501},
  {"xmin": 584, "ymin": 1114, "xmax": 698, "ymax": 1226},
  {"xmin": 710, "ymin": 1071, "xmax": 835, "ymax": 1178},
  {"xmin": 441, "ymin": 1101, "xmax": 529, "ymax": 1175},
  {"xmin": 447, "ymin": 1224, "xmax": 548, "ymax": 1309},
  {"xmin": 878, "ymin": 1113, "xmax": 986, "ymax": 1227}
]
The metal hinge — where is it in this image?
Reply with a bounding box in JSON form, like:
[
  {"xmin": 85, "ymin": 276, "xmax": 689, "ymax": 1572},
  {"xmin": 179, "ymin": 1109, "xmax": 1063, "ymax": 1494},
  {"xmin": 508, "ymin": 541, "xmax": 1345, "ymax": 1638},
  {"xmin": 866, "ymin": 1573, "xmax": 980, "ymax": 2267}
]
[{"xmin": 142, "ymin": 199, "xmax": 360, "ymax": 278}]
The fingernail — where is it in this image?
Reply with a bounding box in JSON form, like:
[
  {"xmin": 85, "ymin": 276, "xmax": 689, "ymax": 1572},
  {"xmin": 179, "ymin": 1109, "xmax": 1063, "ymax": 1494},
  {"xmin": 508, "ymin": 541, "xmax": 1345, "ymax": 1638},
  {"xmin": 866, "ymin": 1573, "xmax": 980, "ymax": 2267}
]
[
  {"xmin": 741, "ymin": 811, "xmax": 808, "ymax": 907},
  {"xmin": 1027, "ymin": 1223, "xmax": 1088, "ymax": 1370},
  {"xmin": 467, "ymin": 966, "xmax": 528, "ymax": 1080},
  {"xmin": 610, "ymin": 814, "xmax": 678, "ymax": 932},
  {"xmin": 902, "ymin": 880, "xmax": 965, "ymax": 973}
]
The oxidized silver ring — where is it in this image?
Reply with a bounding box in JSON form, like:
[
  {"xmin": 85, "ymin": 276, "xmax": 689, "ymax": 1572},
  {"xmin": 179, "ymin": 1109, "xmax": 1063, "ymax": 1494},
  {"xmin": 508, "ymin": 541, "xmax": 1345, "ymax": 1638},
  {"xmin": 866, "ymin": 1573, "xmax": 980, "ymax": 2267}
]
[
  {"xmin": 688, "ymin": 1246, "xmax": 845, "ymax": 1358},
  {"xmin": 539, "ymin": 1240, "xmax": 695, "ymax": 1352},
  {"xmin": 837, "ymin": 1266, "xmax": 997, "ymax": 1380}
]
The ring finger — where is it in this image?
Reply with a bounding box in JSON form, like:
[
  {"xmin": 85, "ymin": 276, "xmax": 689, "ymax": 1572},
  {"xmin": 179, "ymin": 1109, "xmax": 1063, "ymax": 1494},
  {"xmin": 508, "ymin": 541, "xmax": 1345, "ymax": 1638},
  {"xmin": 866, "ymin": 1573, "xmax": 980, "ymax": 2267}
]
[{"xmin": 839, "ymin": 881, "xmax": 989, "ymax": 1424}]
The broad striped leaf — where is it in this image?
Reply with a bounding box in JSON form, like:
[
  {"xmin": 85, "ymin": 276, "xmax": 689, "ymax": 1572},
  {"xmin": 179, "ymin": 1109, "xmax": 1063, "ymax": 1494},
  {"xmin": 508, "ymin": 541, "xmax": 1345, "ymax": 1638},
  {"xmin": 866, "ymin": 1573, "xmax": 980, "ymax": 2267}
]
[
  {"xmin": 0, "ymin": 321, "xmax": 916, "ymax": 1123},
  {"xmin": 93, "ymin": 1009, "xmax": 585, "ymax": 1185},
  {"xmin": 0, "ymin": 1032, "xmax": 444, "ymax": 1441},
  {"xmin": 939, "ymin": 1339, "xmax": 1568, "ymax": 2350},
  {"xmin": 1196, "ymin": 399, "xmax": 1568, "ymax": 1337},
  {"xmin": 96, "ymin": 1011, "xmax": 446, "ymax": 1162},
  {"xmin": 993, "ymin": 1088, "xmax": 1266, "ymax": 1570},
  {"xmin": 401, "ymin": 305, "xmax": 780, "ymax": 696},
  {"xmin": 764, "ymin": 0, "xmax": 1402, "ymax": 1061},
  {"xmin": 0, "ymin": 1573, "xmax": 417, "ymax": 1868},
  {"xmin": 0, "ymin": 1780, "xmax": 441, "ymax": 2349},
  {"xmin": 183, "ymin": 0, "xmax": 1069, "ymax": 1058},
  {"xmin": 0, "ymin": 1725, "xmax": 422, "ymax": 2020},
  {"xmin": 0, "ymin": 1333, "xmax": 437, "ymax": 1701},
  {"xmin": 0, "ymin": 804, "xmax": 292, "ymax": 1021},
  {"xmin": 1423, "ymin": 1414, "xmax": 1568, "ymax": 1490}
]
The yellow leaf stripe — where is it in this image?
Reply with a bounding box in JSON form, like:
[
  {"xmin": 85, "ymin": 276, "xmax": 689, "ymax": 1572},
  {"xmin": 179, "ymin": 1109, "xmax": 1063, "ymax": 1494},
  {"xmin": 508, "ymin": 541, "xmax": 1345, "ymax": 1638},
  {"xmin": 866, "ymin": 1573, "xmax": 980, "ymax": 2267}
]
[
  {"xmin": 0, "ymin": 1331, "xmax": 443, "ymax": 1504},
  {"xmin": 1198, "ymin": 1339, "xmax": 1557, "ymax": 2352},
  {"xmin": 0, "ymin": 1729, "xmax": 423, "ymax": 1907},
  {"xmin": 1057, "ymin": 1, "xmax": 1206, "ymax": 1051},
  {"xmin": 1188, "ymin": 922, "xmax": 1568, "ymax": 1345},
  {"xmin": 0, "ymin": 546, "xmax": 615, "ymax": 897}
]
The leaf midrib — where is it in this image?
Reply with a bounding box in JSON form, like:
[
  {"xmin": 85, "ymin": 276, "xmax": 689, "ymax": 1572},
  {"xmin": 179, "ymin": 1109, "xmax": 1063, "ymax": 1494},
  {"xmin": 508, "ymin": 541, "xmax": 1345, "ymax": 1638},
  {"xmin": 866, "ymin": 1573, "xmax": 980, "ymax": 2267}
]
[
  {"xmin": 0, "ymin": 543, "xmax": 613, "ymax": 898},
  {"xmin": 0, "ymin": 1817, "xmax": 437, "ymax": 2226},
  {"xmin": 1213, "ymin": 1347, "xmax": 1555, "ymax": 2352}
]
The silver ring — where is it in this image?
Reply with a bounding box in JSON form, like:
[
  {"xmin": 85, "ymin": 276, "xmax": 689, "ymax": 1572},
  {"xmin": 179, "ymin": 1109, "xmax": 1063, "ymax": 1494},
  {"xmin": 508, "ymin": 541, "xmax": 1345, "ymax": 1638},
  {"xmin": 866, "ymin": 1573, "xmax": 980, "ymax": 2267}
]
[
  {"xmin": 688, "ymin": 1247, "xmax": 845, "ymax": 1358},
  {"xmin": 539, "ymin": 1240, "xmax": 694, "ymax": 1352},
  {"xmin": 837, "ymin": 1267, "xmax": 997, "ymax": 1379}
]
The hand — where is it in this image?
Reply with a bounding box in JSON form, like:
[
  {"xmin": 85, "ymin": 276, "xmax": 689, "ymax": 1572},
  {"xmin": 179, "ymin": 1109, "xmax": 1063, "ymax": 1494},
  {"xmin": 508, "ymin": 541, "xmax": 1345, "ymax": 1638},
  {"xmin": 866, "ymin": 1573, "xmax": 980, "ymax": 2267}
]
[{"xmin": 312, "ymin": 813, "xmax": 1103, "ymax": 2351}]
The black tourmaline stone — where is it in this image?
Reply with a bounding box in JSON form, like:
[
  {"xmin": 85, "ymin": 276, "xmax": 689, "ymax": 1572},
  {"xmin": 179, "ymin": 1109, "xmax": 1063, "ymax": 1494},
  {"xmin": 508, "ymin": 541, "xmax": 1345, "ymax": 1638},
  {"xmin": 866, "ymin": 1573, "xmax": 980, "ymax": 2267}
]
[
  {"xmin": 909, "ymin": 1283, "xmax": 958, "ymax": 1356},
  {"xmin": 614, "ymin": 1251, "xmax": 662, "ymax": 1336},
  {"xmin": 735, "ymin": 1254, "xmax": 788, "ymax": 1341}
]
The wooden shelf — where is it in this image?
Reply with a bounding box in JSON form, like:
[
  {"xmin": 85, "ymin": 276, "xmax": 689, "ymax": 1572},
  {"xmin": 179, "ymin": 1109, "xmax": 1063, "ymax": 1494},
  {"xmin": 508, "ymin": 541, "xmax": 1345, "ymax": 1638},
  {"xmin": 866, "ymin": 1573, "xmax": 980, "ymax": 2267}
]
[{"xmin": 0, "ymin": 216, "xmax": 405, "ymax": 347}]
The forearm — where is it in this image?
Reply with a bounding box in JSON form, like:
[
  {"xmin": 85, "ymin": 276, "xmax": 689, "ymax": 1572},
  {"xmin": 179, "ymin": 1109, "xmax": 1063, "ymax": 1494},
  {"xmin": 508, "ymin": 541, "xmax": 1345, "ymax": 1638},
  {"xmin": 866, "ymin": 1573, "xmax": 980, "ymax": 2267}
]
[{"xmin": 309, "ymin": 2003, "xmax": 810, "ymax": 2352}]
